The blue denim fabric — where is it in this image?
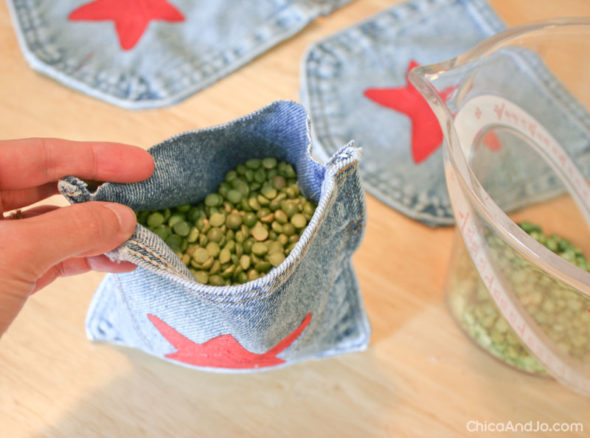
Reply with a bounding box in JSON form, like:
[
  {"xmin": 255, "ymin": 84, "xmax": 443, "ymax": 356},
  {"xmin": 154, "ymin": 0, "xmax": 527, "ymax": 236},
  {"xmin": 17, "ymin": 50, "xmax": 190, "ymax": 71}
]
[
  {"xmin": 301, "ymin": 0, "xmax": 506, "ymax": 226},
  {"xmin": 7, "ymin": 0, "xmax": 354, "ymax": 109},
  {"xmin": 58, "ymin": 101, "xmax": 370, "ymax": 371}
]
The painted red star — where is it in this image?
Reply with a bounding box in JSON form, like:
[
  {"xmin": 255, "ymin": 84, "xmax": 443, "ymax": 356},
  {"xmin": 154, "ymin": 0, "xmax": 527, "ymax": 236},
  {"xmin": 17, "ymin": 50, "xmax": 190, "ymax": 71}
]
[
  {"xmin": 364, "ymin": 60, "xmax": 456, "ymax": 164},
  {"xmin": 69, "ymin": 0, "xmax": 185, "ymax": 50},
  {"xmin": 482, "ymin": 131, "xmax": 501, "ymax": 151},
  {"xmin": 147, "ymin": 313, "xmax": 312, "ymax": 369}
]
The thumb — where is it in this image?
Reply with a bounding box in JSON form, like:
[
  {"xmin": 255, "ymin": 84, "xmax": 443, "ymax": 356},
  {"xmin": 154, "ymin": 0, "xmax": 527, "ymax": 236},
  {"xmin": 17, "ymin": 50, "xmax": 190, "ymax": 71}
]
[{"xmin": 2, "ymin": 202, "xmax": 136, "ymax": 284}]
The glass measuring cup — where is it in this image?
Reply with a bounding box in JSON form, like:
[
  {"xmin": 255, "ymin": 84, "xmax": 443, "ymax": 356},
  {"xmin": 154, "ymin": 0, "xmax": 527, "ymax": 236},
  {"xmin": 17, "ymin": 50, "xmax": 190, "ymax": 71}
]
[{"xmin": 410, "ymin": 18, "xmax": 590, "ymax": 396}]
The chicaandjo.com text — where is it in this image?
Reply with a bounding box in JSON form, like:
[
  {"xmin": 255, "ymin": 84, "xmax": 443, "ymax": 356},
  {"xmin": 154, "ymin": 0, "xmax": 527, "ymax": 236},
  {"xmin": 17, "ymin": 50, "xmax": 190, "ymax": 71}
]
[{"xmin": 466, "ymin": 420, "xmax": 583, "ymax": 433}]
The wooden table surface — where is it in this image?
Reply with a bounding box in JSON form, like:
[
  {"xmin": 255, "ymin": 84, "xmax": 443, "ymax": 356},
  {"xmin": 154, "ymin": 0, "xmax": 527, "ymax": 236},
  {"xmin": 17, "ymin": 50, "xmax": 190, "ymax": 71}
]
[{"xmin": 3, "ymin": 1, "xmax": 590, "ymax": 437}]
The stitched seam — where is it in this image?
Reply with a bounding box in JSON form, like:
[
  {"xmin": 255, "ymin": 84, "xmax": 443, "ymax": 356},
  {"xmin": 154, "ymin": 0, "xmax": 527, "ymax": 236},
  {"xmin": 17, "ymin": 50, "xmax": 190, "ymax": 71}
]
[
  {"xmin": 128, "ymin": 240, "xmax": 183, "ymax": 273},
  {"xmin": 301, "ymin": 167, "xmax": 365, "ymax": 343},
  {"xmin": 287, "ymin": 217, "xmax": 364, "ymax": 351},
  {"xmin": 127, "ymin": 248, "xmax": 192, "ymax": 280}
]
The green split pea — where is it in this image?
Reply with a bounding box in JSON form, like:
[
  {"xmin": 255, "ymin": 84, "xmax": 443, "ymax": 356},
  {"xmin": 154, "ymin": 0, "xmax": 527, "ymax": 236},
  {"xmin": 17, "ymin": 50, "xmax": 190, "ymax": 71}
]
[
  {"xmin": 448, "ymin": 221, "xmax": 590, "ymax": 375},
  {"xmin": 135, "ymin": 158, "xmax": 316, "ymax": 286}
]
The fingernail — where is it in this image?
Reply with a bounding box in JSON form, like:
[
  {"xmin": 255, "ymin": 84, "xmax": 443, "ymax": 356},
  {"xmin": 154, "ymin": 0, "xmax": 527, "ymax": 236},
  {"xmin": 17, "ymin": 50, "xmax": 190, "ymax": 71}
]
[{"xmin": 105, "ymin": 203, "xmax": 136, "ymax": 234}]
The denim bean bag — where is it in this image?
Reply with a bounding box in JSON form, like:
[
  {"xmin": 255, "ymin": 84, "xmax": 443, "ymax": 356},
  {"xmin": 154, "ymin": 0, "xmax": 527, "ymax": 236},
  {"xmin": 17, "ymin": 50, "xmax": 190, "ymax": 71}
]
[{"xmin": 59, "ymin": 101, "xmax": 370, "ymax": 371}]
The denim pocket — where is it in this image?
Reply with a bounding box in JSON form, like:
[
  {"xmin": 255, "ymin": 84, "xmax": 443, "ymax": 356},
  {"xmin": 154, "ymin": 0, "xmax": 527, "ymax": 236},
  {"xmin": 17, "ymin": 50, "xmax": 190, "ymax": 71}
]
[
  {"xmin": 59, "ymin": 101, "xmax": 370, "ymax": 371},
  {"xmin": 301, "ymin": 0, "xmax": 506, "ymax": 225},
  {"xmin": 302, "ymin": 0, "xmax": 590, "ymax": 226},
  {"xmin": 8, "ymin": 0, "xmax": 354, "ymax": 109}
]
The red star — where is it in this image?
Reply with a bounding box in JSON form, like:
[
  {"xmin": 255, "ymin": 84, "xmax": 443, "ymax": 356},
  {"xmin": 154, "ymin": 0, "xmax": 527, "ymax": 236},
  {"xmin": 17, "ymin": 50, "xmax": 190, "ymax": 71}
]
[
  {"xmin": 482, "ymin": 131, "xmax": 501, "ymax": 151},
  {"xmin": 364, "ymin": 60, "xmax": 456, "ymax": 164},
  {"xmin": 147, "ymin": 313, "xmax": 312, "ymax": 369},
  {"xmin": 69, "ymin": 0, "xmax": 185, "ymax": 51}
]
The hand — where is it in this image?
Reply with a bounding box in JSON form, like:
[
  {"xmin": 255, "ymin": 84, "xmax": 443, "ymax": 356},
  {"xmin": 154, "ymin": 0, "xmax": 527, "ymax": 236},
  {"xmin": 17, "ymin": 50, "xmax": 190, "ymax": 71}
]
[{"xmin": 0, "ymin": 138, "xmax": 154, "ymax": 336}]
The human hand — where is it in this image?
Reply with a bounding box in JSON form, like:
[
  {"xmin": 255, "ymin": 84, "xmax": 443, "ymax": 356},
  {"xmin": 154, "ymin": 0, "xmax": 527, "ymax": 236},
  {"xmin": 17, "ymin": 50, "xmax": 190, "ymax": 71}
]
[{"xmin": 0, "ymin": 138, "xmax": 154, "ymax": 336}]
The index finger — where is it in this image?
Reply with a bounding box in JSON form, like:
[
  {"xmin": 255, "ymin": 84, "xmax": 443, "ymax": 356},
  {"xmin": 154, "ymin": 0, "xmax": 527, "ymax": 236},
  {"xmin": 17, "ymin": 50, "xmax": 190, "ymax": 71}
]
[{"xmin": 0, "ymin": 138, "xmax": 155, "ymax": 190}]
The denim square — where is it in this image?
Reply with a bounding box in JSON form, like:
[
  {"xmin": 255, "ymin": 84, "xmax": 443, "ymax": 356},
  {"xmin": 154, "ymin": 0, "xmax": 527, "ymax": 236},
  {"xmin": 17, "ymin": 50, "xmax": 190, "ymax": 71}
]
[
  {"xmin": 58, "ymin": 101, "xmax": 370, "ymax": 371},
  {"xmin": 302, "ymin": 0, "xmax": 590, "ymax": 226},
  {"xmin": 8, "ymin": 0, "xmax": 354, "ymax": 109},
  {"xmin": 301, "ymin": 0, "xmax": 506, "ymax": 225}
]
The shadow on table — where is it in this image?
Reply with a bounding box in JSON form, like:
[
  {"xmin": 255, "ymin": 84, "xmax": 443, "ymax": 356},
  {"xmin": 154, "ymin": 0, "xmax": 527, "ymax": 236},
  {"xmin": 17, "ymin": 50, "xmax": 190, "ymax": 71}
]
[
  {"xmin": 352, "ymin": 194, "xmax": 457, "ymax": 346},
  {"xmin": 33, "ymin": 345, "xmax": 400, "ymax": 438}
]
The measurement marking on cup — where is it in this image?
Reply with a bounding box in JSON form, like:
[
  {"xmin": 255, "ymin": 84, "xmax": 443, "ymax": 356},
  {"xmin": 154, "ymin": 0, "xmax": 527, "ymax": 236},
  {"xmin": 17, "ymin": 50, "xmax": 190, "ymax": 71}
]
[{"xmin": 460, "ymin": 212, "xmax": 470, "ymax": 232}]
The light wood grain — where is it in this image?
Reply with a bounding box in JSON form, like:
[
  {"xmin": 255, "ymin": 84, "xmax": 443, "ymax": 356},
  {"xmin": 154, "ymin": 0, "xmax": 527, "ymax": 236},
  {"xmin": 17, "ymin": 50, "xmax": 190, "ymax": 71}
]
[{"xmin": 2, "ymin": 1, "xmax": 590, "ymax": 437}]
